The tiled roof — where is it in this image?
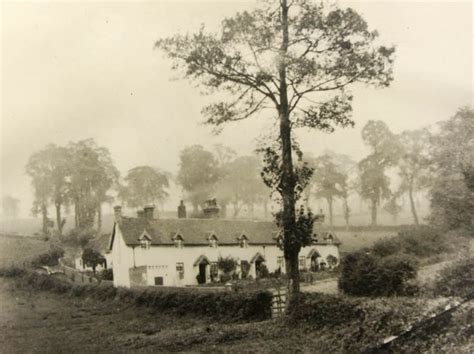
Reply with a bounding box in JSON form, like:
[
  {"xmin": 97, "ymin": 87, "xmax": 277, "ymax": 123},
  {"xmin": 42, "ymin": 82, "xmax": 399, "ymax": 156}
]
[{"xmin": 113, "ymin": 217, "xmax": 341, "ymax": 248}]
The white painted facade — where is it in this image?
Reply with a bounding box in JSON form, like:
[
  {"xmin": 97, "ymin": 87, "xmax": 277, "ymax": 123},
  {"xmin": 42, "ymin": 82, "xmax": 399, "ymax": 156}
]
[{"xmin": 110, "ymin": 222, "xmax": 340, "ymax": 288}]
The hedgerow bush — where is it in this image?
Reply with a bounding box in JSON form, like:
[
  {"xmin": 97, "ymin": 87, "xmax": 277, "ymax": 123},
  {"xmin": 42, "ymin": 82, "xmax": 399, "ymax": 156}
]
[
  {"xmin": 287, "ymin": 293, "xmax": 360, "ymax": 328},
  {"xmin": 371, "ymin": 226, "xmax": 451, "ymax": 258},
  {"xmin": 433, "ymin": 257, "xmax": 474, "ymax": 298},
  {"xmin": 99, "ymin": 268, "xmax": 113, "ymax": 281},
  {"xmin": 30, "ymin": 246, "xmax": 64, "ymax": 267},
  {"xmin": 339, "ymin": 252, "xmax": 418, "ymax": 296},
  {"xmin": 0, "ymin": 267, "xmax": 272, "ymax": 322}
]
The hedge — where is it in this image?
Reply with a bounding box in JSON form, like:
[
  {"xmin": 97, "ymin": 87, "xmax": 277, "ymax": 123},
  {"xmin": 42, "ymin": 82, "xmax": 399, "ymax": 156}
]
[
  {"xmin": 287, "ymin": 292, "xmax": 360, "ymax": 328},
  {"xmin": 338, "ymin": 252, "xmax": 418, "ymax": 296},
  {"xmin": 433, "ymin": 257, "xmax": 474, "ymax": 298},
  {"xmin": 0, "ymin": 267, "xmax": 272, "ymax": 322},
  {"xmin": 371, "ymin": 226, "xmax": 451, "ymax": 258}
]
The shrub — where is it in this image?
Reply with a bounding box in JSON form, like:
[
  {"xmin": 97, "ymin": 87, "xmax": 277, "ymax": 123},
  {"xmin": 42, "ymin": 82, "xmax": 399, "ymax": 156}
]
[
  {"xmin": 327, "ymin": 254, "xmax": 339, "ymax": 267},
  {"xmin": 99, "ymin": 268, "xmax": 113, "ymax": 281},
  {"xmin": 433, "ymin": 257, "xmax": 474, "ymax": 298},
  {"xmin": 62, "ymin": 227, "xmax": 96, "ymax": 248},
  {"xmin": 219, "ymin": 273, "xmax": 231, "ymax": 283},
  {"xmin": 31, "ymin": 246, "xmax": 65, "ymax": 267},
  {"xmin": 371, "ymin": 226, "xmax": 451, "ymax": 259},
  {"xmin": 0, "ymin": 266, "xmax": 27, "ymax": 278},
  {"xmin": 287, "ymin": 293, "xmax": 360, "ymax": 328},
  {"xmin": 217, "ymin": 256, "xmax": 237, "ymax": 274},
  {"xmin": 339, "ymin": 252, "xmax": 418, "ymax": 296}
]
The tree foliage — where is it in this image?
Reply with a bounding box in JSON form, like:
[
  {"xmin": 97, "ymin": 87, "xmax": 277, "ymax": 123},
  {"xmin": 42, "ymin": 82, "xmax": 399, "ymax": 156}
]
[
  {"xmin": 81, "ymin": 247, "xmax": 105, "ymax": 274},
  {"xmin": 311, "ymin": 153, "xmax": 347, "ymax": 226},
  {"xmin": 157, "ymin": 0, "xmax": 394, "ymax": 294},
  {"xmin": 26, "ymin": 144, "xmax": 71, "ymax": 235},
  {"xmin": 119, "ymin": 166, "xmax": 170, "ymax": 209},
  {"xmin": 1, "ymin": 195, "xmax": 20, "ymax": 219},
  {"xmin": 215, "ymin": 155, "xmax": 269, "ymax": 218},
  {"xmin": 68, "ymin": 139, "xmax": 119, "ymax": 232},
  {"xmin": 26, "ymin": 139, "xmax": 119, "ymax": 238},
  {"xmin": 429, "ymin": 107, "xmax": 474, "ymax": 230},
  {"xmin": 398, "ymin": 128, "xmax": 431, "ymax": 225},
  {"xmin": 359, "ymin": 120, "xmax": 400, "ymax": 225},
  {"xmin": 177, "ymin": 145, "xmax": 220, "ymax": 212}
]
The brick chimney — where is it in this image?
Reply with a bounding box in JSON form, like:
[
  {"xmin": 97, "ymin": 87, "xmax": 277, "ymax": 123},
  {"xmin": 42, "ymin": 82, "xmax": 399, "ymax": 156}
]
[
  {"xmin": 144, "ymin": 206, "xmax": 155, "ymax": 220},
  {"xmin": 178, "ymin": 200, "xmax": 186, "ymax": 219},
  {"xmin": 113, "ymin": 205, "xmax": 122, "ymax": 222},
  {"xmin": 203, "ymin": 199, "xmax": 220, "ymax": 219}
]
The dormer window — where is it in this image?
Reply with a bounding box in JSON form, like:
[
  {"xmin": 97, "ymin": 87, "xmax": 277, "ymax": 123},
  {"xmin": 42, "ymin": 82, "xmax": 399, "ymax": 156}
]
[
  {"xmin": 173, "ymin": 234, "xmax": 184, "ymax": 249},
  {"xmin": 208, "ymin": 234, "xmax": 218, "ymax": 248},
  {"xmin": 140, "ymin": 239, "xmax": 150, "ymax": 249},
  {"xmin": 139, "ymin": 232, "xmax": 152, "ymax": 249},
  {"xmin": 238, "ymin": 234, "xmax": 249, "ymax": 248}
]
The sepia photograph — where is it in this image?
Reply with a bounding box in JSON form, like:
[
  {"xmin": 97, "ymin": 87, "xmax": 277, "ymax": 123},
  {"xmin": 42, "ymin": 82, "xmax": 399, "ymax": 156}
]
[{"xmin": 0, "ymin": 0, "xmax": 473, "ymax": 352}]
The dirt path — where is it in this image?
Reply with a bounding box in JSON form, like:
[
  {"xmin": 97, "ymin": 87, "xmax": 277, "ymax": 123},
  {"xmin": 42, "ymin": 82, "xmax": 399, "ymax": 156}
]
[{"xmin": 301, "ymin": 260, "xmax": 454, "ymax": 294}]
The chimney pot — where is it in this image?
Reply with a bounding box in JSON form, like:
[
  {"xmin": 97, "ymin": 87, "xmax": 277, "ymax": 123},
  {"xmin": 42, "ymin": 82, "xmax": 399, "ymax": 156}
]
[
  {"xmin": 178, "ymin": 200, "xmax": 186, "ymax": 218},
  {"xmin": 114, "ymin": 205, "xmax": 122, "ymax": 222}
]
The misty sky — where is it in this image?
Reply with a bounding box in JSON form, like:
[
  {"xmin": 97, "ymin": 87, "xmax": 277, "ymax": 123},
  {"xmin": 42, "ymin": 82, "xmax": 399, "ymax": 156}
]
[{"xmin": 1, "ymin": 0, "xmax": 472, "ymax": 217}]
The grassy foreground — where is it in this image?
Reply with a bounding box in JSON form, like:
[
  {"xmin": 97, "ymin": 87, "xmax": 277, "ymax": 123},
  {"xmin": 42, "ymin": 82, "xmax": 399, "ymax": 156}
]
[{"xmin": 1, "ymin": 270, "xmax": 472, "ymax": 353}]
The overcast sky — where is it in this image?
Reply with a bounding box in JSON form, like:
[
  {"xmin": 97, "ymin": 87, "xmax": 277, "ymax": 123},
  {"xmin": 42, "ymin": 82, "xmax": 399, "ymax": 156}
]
[{"xmin": 1, "ymin": 0, "xmax": 472, "ymax": 217}]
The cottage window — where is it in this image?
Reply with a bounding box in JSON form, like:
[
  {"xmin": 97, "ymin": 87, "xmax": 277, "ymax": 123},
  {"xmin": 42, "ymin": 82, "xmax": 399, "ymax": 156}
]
[
  {"xmin": 277, "ymin": 256, "xmax": 285, "ymax": 269},
  {"xmin": 210, "ymin": 262, "xmax": 218, "ymax": 282},
  {"xmin": 240, "ymin": 239, "xmax": 248, "ymax": 248},
  {"xmin": 176, "ymin": 262, "xmax": 184, "ymax": 279},
  {"xmin": 175, "ymin": 239, "xmax": 183, "ymax": 248},
  {"xmin": 140, "ymin": 240, "xmax": 150, "ymax": 249},
  {"xmin": 209, "ymin": 237, "xmax": 218, "ymax": 248},
  {"xmin": 299, "ymin": 256, "xmax": 306, "ymax": 270}
]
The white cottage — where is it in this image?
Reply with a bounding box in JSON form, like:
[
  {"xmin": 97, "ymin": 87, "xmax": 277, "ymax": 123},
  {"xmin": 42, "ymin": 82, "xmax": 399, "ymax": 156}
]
[{"xmin": 108, "ymin": 206, "xmax": 340, "ymax": 288}]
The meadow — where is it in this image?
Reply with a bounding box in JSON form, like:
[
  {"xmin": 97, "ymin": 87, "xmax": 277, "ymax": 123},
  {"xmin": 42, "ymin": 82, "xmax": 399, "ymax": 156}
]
[{"xmin": 0, "ymin": 234, "xmax": 50, "ymax": 267}]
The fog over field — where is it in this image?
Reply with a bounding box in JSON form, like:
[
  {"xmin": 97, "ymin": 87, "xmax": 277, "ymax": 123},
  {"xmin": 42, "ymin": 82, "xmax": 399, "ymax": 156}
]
[{"xmin": 1, "ymin": 0, "xmax": 472, "ymax": 219}]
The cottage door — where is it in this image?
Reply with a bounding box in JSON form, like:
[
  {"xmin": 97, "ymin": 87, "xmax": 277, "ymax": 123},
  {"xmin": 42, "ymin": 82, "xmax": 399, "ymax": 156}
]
[{"xmin": 198, "ymin": 263, "xmax": 207, "ymax": 284}]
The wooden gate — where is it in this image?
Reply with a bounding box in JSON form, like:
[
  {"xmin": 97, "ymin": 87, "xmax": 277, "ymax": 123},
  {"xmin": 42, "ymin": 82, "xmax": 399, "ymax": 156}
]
[{"xmin": 271, "ymin": 288, "xmax": 287, "ymax": 317}]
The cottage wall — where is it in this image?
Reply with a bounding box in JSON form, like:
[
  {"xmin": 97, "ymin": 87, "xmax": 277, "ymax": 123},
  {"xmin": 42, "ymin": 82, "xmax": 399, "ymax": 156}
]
[
  {"xmin": 111, "ymin": 222, "xmax": 340, "ymax": 288},
  {"xmin": 111, "ymin": 224, "xmax": 134, "ymax": 287}
]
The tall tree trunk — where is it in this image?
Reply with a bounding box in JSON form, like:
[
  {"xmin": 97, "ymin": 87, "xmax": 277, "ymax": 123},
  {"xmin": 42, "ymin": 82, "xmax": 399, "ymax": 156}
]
[
  {"xmin": 343, "ymin": 198, "xmax": 350, "ymax": 230},
  {"xmin": 408, "ymin": 185, "xmax": 419, "ymax": 225},
  {"xmin": 370, "ymin": 199, "xmax": 377, "ymax": 226},
  {"xmin": 279, "ymin": 0, "xmax": 300, "ymax": 295},
  {"xmin": 74, "ymin": 202, "xmax": 78, "ymax": 228},
  {"xmin": 97, "ymin": 203, "xmax": 102, "ymax": 236},
  {"xmin": 41, "ymin": 203, "xmax": 48, "ymax": 235},
  {"xmin": 55, "ymin": 202, "xmax": 63, "ymax": 236},
  {"xmin": 326, "ymin": 197, "xmax": 333, "ymax": 226},
  {"xmin": 232, "ymin": 201, "xmax": 241, "ymax": 218},
  {"xmin": 221, "ymin": 203, "xmax": 227, "ymax": 218}
]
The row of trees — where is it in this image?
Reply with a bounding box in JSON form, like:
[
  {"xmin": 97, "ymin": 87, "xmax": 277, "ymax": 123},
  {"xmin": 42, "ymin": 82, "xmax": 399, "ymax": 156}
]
[
  {"xmin": 304, "ymin": 110, "xmax": 471, "ymax": 229},
  {"xmin": 177, "ymin": 144, "xmax": 269, "ymax": 218},
  {"xmin": 26, "ymin": 139, "xmax": 119, "ymax": 237},
  {"xmin": 306, "ymin": 120, "xmax": 431, "ymax": 227}
]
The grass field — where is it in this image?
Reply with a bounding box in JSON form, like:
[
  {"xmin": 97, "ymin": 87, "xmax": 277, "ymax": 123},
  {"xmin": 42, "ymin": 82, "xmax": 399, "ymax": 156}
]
[
  {"xmin": 334, "ymin": 230, "xmax": 397, "ymax": 253},
  {"xmin": 0, "ymin": 235, "xmax": 50, "ymax": 267}
]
